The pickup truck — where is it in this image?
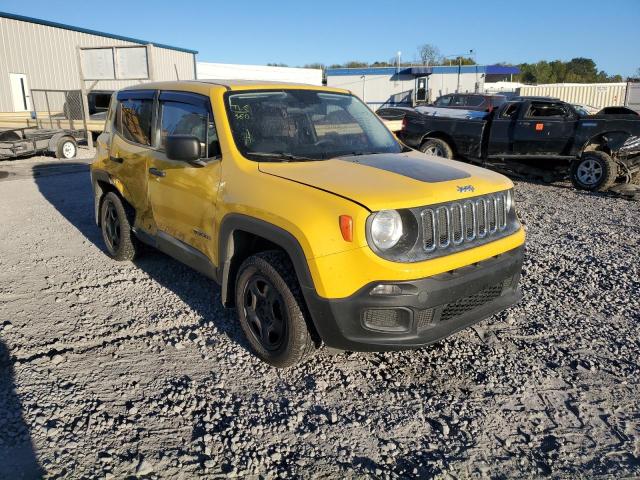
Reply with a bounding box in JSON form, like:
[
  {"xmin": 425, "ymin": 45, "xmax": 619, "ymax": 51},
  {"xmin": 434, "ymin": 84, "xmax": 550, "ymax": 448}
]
[{"xmin": 400, "ymin": 98, "xmax": 640, "ymax": 191}]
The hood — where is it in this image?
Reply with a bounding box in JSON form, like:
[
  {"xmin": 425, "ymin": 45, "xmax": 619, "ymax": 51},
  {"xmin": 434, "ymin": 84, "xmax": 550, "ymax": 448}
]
[{"xmin": 258, "ymin": 150, "xmax": 513, "ymax": 211}]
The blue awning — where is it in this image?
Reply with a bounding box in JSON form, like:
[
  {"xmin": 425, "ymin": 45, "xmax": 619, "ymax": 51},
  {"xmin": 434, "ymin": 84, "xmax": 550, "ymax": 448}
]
[{"xmin": 485, "ymin": 65, "xmax": 520, "ymax": 75}]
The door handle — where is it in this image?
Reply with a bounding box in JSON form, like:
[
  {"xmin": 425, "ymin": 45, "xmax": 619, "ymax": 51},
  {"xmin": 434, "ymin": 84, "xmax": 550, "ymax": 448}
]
[
  {"xmin": 149, "ymin": 167, "xmax": 166, "ymax": 177},
  {"xmin": 109, "ymin": 155, "xmax": 124, "ymax": 164}
]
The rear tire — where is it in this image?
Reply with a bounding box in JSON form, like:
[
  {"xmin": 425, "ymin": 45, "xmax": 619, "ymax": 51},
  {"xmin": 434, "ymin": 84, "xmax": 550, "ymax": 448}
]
[
  {"xmin": 100, "ymin": 192, "xmax": 140, "ymax": 261},
  {"xmin": 235, "ymin": 251, "xmax": 316, "ymax": 368},
  {"xmin": 56, "ymin": 137, "xmax": 77, "ymax": 159},
  {"xmin": 420, "ymin": 138, "xmax": 453, "ymax": 159},
  {"xmin": 570, "ymin": 151, "xmax": 618, "ymax": 192}
]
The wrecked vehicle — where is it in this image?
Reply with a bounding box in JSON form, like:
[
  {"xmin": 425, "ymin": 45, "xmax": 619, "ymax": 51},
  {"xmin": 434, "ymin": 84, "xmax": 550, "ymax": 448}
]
[
  {"xmin": 399, "ymin": 98, "xmax": 640, "ymax": 192},
  {"xmin": 91, "ymin": 80, "xmax": 526, "ymax": 367}
]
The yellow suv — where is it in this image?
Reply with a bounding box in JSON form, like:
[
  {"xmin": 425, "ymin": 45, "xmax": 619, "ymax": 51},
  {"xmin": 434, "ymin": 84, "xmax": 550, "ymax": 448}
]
[{"xmin": 91, "ymin": 81, "xmax": 525, "ymax": 367}]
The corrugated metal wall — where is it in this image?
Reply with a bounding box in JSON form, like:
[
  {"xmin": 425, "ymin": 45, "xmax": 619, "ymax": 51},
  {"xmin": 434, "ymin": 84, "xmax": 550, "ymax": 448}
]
[
  {"xmin": 0, "ymin": 16, "xmax": 195, "ymax": 112},
  {"xmin": 326, "ymin": 71, "xmax": 484, "ymax": 107},
  {"xmin": 428, "ymin": 72, "xmax": 483, "ymax": 101},
  {"xmin": 327, "ymin": 73, "xmax": 416, "ymax": 108},
  {"xmin": 518, "ymin": 83, "xmax": 627, "ymax": 109}
]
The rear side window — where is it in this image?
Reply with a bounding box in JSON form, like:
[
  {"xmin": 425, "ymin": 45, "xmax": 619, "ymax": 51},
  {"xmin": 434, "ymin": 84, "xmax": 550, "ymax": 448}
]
[
  {"xmin": 159, "ymin": 91, "xmax": 217, "ymax": 158},
  {"xmin": 526, "ymin": 102, "xmax": 567, "ymax": 118},
  {"xmin": 116, "ymin": 91, "xmax": 154, "ymax": 146},
  {"xmin": 464, "ymin": 95, "xmax": 485, "ymax": 107},
  {"xmin": 435, "ymin": 96, "xmax": 452, "ymax": 106}
]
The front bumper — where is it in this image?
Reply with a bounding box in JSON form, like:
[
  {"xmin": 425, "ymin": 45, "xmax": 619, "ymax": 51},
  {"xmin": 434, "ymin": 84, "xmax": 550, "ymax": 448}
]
[{"xmin": 303, "ymin": 246, "xmax": 524, "ymax": 351}]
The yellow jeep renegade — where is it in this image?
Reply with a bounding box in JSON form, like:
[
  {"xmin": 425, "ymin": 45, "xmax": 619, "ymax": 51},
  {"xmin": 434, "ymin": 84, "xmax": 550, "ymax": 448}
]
[{"xmin": 91, "ymin": 80, "xmax": 525, "ymax": 367}]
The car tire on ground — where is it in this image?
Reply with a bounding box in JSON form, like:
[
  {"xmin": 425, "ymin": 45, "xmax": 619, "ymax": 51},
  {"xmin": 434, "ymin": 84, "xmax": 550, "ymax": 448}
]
[
  {"xmin": 570, "ymin": 151, "xmax": 618, "ymax": 192},
  {"xmin": 235, "ymin": 251, "xmax": 316, "ymax": 368},
  {"xmin": 100, "ymin": 192, "xmax": 140, "ymax": 261},
  {"xmin": 420, "ymin": 138, "xmax": 453, "ymax": 159},
  {"xmin": 56, "ymin": 137, "xmax": 78, "ymax": 159}
]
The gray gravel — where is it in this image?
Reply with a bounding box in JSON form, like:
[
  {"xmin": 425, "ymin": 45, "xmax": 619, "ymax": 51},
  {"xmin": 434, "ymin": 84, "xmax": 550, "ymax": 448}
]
[{"xmin": 0, "ymin": 160, "xmax": 638, "ymax": 478}]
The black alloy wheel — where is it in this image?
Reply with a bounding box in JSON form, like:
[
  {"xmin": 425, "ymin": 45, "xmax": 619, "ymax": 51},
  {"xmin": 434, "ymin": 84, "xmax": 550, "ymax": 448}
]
[
  {"xmin": 103, "ymin": 199, "xmax": 121, "ymax": 252},
  {"xmin": 243, "ymin": 275, "xmax": 287, "ymax": 351}
]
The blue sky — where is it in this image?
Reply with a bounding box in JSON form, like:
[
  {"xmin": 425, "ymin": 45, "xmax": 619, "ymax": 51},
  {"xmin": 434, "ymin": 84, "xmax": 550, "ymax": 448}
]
[{"xmin": 2, "ymin": 0, "xmax": 639, "ymax": 76}]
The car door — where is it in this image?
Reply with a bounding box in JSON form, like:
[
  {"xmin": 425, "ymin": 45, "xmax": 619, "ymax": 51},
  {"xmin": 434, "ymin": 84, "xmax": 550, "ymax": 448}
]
[
  {"xmin": 512, "ymin": 101, "xmax": 577, "ymax": 155},
  {"xmin": 107, "ymin": 90, "xmax": 156, "ymax": 224},
  {"xmin": 487, "ymin": 102, "xmax": 521, "ymax": 156},
  {"xmin": 147, "ymin": 91, "xmax": 222, "ymax": 262}
]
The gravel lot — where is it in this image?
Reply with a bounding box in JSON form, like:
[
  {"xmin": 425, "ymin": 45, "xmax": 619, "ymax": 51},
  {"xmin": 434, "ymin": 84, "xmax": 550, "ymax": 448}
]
[{"xmin": 0, "ymin": 154, "xmax": 639, "ymax": 478}]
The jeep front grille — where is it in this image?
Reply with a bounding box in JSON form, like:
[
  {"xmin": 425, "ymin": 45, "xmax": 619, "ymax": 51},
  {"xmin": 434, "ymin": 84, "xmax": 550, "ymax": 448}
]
[
  {"xmin": 367, "ymin": 189, "xmax": 519, "ymax": 263},
  {"xmin": 421, "ymin": 191, "xmax": 510, "ymax": 255}
]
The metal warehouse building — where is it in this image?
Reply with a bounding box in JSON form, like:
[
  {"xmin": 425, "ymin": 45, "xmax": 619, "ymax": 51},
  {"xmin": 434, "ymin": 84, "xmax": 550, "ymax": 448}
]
[
  {"xmin": 0, "ymin": 11, "xmax": 197, "ymax": 120},
  {"xmin": 326, "ymin": 65, "xmax": 520, "ymax": 109}
]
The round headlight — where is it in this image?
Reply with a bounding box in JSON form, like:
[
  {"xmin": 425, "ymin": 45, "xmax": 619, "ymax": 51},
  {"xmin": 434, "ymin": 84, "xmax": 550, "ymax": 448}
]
[
  {"xmin": 505, "ymin": 189, "xmax": 514, "ymax": 212},
  {"xmin": 370, "ymin": 210, "xmax": 403, "ymax": 250}
]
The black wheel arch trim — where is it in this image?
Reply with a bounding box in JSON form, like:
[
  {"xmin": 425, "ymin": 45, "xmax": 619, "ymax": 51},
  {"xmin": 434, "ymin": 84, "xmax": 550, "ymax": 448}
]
[
  {"xmin": 579, "ymin": 131, "xmax": 636, "ymax": 156},
  {"xmin": 218, "ymin": 213, "xmax": 316, "ymax": 310},
  {"xmin": 91, "ymin": 168, "xmax": 135, "ymax": 228}
]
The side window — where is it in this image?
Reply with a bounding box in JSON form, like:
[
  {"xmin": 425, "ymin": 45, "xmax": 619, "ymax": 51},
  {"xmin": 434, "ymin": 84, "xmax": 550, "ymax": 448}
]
[
  {"xmin": 465, "ymin": 95, "xmax": 484, "ymax": 107},
  {"xmin": 159, "ymin": 92, "xmax": 218, "ymax": 158},
  {"xmin": 501, "ymin": 103, "xmax": 520, "ymax": 119},
  {"xmin": 116, "ymin": 97, "xmax": 154, "ymax": 146},
  {"xmin": 526, "ymin": 102, "xmax": 566, "ymax": 118},
  {"xmin": 104, "ymin": 93, "xmax": 117, "ymax": 134},
  {"xmin": 450, "ymin": 95, "xmax": 466, "ymax": 106},
  {"xmin": 435, "ymin": 96, "xmax": 451, "ymax": 106}
]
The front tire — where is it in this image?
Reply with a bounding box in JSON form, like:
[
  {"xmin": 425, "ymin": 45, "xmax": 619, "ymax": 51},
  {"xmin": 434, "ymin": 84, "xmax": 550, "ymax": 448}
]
[
  {"xmin": 570, "ymin": 151, "xmax": 618, "ymax": 192},
  {"xmin": 420, "ymin": 138, "xmax": 453, "ymax": 159},
  {"xmin": 235, "ymin": 251, "xmax": 316, "ymax": 368},
  {"xmin": 100, "ymin": 192, "xmax": 140, "ymax": 261}
]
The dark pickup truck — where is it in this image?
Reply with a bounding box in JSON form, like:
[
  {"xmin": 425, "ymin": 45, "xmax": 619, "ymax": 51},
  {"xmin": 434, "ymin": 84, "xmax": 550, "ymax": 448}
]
[{"xmin": 400, "ymin": 98, "xmax": 640, "ymax": 191}]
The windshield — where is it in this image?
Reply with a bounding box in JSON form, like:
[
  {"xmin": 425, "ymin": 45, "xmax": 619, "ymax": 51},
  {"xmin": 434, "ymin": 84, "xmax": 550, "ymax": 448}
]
[{"xmin": 225, "ymin": 90, "xmax": 402, "ymax": 161}]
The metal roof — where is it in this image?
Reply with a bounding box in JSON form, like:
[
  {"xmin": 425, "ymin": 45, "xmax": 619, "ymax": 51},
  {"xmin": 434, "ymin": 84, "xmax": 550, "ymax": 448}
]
[{"xmin": 0, "ymin": 11, "xmax": 198, "ymax": 54}]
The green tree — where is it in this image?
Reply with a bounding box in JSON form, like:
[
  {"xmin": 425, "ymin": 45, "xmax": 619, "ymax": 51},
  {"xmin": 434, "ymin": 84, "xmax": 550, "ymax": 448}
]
[{"xmin": 517, "ymin": 58, "xmax": 622, "ymax": 84}]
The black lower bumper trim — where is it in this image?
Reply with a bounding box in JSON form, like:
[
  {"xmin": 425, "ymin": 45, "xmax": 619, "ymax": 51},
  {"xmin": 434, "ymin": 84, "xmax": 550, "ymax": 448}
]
[{"xmin": 303, "ymin": 246, "xmax": 524, "ymax": 351}]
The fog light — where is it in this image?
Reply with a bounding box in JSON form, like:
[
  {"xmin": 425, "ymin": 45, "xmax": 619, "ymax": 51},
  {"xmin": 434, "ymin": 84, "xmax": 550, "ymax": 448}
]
[
  {"xmin": 369, "ymin": 284, "xmax": 402, "ymax": 296},
  {"xmin": 362, "ymin": 308, "xmax": 410, "ymax": 332}
]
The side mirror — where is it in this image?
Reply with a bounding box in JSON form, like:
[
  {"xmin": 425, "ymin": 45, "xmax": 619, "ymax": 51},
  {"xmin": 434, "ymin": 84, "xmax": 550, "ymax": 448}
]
[{"xmin": 166, "ymin": 135, "xmax": 201, "ymax": 163}]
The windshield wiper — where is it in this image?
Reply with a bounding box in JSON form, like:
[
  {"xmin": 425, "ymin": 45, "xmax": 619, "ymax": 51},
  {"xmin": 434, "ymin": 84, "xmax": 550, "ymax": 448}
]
[
  {"xmin": 336, "ymin": 151, "xmax": 382, "ymax": 158},
  {"xmin": 248, "ymin": 151, "xmax": 320, "ymax": 162}
]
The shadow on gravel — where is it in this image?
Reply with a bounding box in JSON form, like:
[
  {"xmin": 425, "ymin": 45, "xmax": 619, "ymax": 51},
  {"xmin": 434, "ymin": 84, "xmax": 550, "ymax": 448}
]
[
  {"xmin": 0, "ymin": 340, "xmax": 43, "ymax": 479},
  {"xmin": 32, "ymin": 165, "xmax": 250, "ymax": 352}
]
